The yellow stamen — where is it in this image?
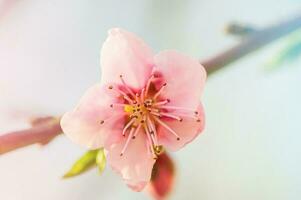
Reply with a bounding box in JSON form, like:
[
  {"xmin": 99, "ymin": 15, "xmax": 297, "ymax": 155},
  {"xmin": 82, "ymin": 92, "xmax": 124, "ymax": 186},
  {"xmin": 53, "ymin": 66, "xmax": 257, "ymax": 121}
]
[{"xmin": 124, "ymin": 105, "xmax": 133, "ymax": 113}]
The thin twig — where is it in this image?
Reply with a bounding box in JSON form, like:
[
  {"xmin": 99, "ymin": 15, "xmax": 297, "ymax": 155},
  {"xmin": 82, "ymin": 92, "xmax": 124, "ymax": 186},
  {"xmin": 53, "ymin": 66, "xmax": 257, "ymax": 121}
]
[
  {"xmin": 0, "ymin": 117, "xmax": 62, "ymax": 155},
  {"xmin": 202, "ymin": 13, "xmax": 301, "ymax": 74}
]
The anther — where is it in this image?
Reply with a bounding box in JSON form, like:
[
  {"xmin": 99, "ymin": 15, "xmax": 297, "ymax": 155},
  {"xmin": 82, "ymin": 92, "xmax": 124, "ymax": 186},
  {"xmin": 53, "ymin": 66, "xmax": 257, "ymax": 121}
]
[
  {"xmin": 120, "ymin": 153, "xmax": 123, "ymax": 156},
  {"xmin": 163, "ymin": 83, "xmax": 167, "ymax": 86},
  {"xmin": 177, "ymin": 137, "xmax": 180, "ymax": 141},
  {"xmin": 132, "ymin": 136, "xmax": 136, "ymax": 139},
  {"xmin": 140, "ymin": 120, "xmax": 145, "ymax": 123},
  {"xmin": 108, "ymin": 85, "xmax": 113, "ymax": 89},
  {"xmin": 194, "ymin": 111, "xmax": 199, "ymax": 115},
  {"xmin": 100, "ymin": 120, "xmax": 104, "ymax": 124},
  {"xmin": 110, "ymin": 104, "xmax": 113, "ymax": 108},
  {"xmin": 197, "ymin": 119, "xmax": 201, "ymax": 122},
  {"xmin": 154, "ymin": 145, "xmax": 163, "ymax": 155},
  {"xmin": 179, "ymin": 118, "xmax": 183, "ymax": 122}
]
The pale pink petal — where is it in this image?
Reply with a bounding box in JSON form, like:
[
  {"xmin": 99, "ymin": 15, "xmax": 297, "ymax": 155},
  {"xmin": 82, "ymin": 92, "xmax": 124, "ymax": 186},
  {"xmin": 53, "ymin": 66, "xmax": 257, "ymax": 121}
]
[
  {"xmin": 157, "ymin": 103, "xmax": 205, "ymax": 151},
  {"xmin": 106, "ymin": 129, "xmax": 155, "ymax": 191},
  {"xmin": 61, "ymin": 84, "xmax": 125, "ymax": 149},
  {"xmin": 100, "ymin": 28, "xmax": 154, "ymax": 89},
  {"xmin": 153, "ymin": 50, "xmax": 206, "ymax": 109}
]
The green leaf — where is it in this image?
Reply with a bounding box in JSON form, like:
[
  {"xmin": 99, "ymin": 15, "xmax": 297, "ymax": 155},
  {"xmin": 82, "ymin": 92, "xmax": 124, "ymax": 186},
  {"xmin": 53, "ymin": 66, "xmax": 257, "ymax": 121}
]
[
  {"xmin": 96, "ymin": 148, "xmax": 106, "ymax": 174},
  {"xmin": 265, "ymin": 29, "xmax": 301, "ymax": 71},
  {"xmin": 63, "ymin": 150, "xmax": 98, "ymax": 178}
]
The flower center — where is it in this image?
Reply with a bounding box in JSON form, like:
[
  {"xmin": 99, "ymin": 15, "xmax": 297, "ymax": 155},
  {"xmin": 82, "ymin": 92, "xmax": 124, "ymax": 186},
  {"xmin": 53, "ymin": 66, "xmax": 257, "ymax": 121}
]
[
  {"xmin": 104, "ymin": 74, "xmax": 201, "ymax": 159},
  {"xmin": 124, "ymin": 100, "xmax": 149, "ymax": 122}
]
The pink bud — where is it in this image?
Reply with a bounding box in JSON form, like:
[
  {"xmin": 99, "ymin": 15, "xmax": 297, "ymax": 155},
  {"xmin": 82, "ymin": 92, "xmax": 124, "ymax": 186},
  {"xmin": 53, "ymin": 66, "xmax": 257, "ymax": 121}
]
[{"xmin": 148, "ymin": 152, "xmax": 175, "ymax": 200}]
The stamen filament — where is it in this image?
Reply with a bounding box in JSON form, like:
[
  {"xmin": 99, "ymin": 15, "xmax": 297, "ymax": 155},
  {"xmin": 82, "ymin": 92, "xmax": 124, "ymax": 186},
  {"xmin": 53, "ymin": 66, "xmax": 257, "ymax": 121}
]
[
  {"xmin": 123, "ymin": 95, "xmax": 134, "ymax": 104},
  {"xmin": 150, "ymin": 111, "xmax": 161, "ymax": 117},
  {"xmin": 173, "ymin": 112, "xmax": 200, "ymax": 121},
  {"xmin": 111, "ymin": 87, "xmax": 133, "ymax": 104},
  {"xmin": 120, "ymin": 127, "xmax": 135, "ymax": 156},
  {"xmin": 140, "ymin": 88, "xmax": 145, "ymax": 103},
  {"xmin": 159, "ymin": 112, "xmax": 182, "ymax": 121},
  {"xmin": 144, "ymin": 74, "xmax": 154, "ymax": 97},
  {"xmin": 158, "ymin": 105, "xmax": 197, "ymax": 114},
  {"xmin": 146, "ymin": 116, "xmax": 158, "ymax": 146},
  {"xmin": 143, "ymin": 123, "xmax": 157, "ymax": 159},
  {"xmin": 120, "ymin": 75, "xmax": 135, "ymax": 98},
  {"xmin": 153, "ymin": 83, "xmax": 167, "ymax": 100},
  {"xmin": 99, "ymin": 114, "xmax": 123, "ymax": 125},
  {"xmin": 132, "ymin": 124, "xmax": 141, "ymax": 139},
  {"xmin": 153, "ymin": 99, "xmax": 169, "ymax": 106},
  {"xmin": 110, "ymin": 103, "xmax": 127, "ymax": 108},
  {"xmin": 153, "ymin": 116, "xmax": 180, "ymax": 140},
  {"xmin": 122, "ymin": 118, "xmax": 136, "ymax": 136},
  {"xmin": 147, "ymin": 107, "xmax": 160, "ymax": 112}
]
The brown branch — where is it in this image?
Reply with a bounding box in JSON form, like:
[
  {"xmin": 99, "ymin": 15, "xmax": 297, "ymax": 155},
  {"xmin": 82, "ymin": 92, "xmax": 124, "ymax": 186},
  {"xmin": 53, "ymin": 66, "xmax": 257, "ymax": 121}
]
[
  {"xmin": 202, "ymin": 13, "xmax": 301, "ymax": 74},
  {"xmin": 0, "ymin": 117, "xmax": 62, "ymax": 155},
  {"xmin": 1, "ymin": 12, "xmax": 301, "ymax": 155}
]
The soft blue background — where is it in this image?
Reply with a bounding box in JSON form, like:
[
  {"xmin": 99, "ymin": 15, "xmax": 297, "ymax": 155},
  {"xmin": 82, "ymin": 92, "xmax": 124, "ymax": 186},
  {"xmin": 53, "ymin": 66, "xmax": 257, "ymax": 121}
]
[{"xmin": 0, "ymin": 0, "xmax": 300, "ymax": 199}]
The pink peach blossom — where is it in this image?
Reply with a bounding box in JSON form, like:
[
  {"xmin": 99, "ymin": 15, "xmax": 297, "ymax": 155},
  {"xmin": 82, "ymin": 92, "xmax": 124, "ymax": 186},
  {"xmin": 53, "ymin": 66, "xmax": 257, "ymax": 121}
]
[{"xmin": 61, "ymin": 28, "xmax": 206, "ymax": 191}]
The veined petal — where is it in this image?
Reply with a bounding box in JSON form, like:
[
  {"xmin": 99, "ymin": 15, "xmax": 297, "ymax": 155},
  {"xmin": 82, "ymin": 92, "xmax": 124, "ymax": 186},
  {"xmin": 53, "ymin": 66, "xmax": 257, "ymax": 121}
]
[
  {"xmin": 153, "ymin": 50, "xmax": 206, "ymax": 109},
  {"xmin": 157, "ymin": 103, "xmax": 205, "ymax": 151},
  {"xmin": 61, "ymin": 84, "xmax": 125, "ymax": 149},
  {"xmin": 106, "ymin": 128, "xmax": 155, "ymax": 191},
  {"xmin": 100, "ymin": 28, "xmax": 154, "ymax": 89}
]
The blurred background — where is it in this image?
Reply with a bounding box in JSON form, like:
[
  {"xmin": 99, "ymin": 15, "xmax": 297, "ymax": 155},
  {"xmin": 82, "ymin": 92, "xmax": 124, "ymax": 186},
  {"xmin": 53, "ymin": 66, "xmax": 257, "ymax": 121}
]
[{"xmin": 0, "ymin": 0, "xmax": 301, "ymax": 199}]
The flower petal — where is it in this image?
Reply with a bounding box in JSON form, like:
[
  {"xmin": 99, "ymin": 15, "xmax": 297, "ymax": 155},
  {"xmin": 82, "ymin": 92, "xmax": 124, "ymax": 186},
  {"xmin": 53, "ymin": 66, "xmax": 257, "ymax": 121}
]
[
  {"xmin": 153, "ymin": 50, "xmax": 206, "ymax": 109},
  {"xmin": 157, "ymin": 103, "xmax": 205, "ymax": 151},
  {"xmin": 106, "ymin": 129, "xmax": 155, "ymax": 191},
  {"xmin": 61, "ymin": 84, "xmax": 125, "ymax": 149},
  {"xmin": 100, "ymin": 28, "xmax": 154, "ymax": 89}
]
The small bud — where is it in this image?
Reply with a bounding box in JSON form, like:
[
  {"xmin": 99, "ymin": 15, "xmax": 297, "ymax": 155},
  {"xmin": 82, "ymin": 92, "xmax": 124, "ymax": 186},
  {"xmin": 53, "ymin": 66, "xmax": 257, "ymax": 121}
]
[{"xmin": 148, "ymin": 152, "xmax": 175, "ymax": 200}]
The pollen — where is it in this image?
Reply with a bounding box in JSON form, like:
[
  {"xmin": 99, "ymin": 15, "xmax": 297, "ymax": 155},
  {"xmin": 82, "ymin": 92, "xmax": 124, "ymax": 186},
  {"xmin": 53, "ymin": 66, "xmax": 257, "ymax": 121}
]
[{"xmin": 124, "ymin": 105, "xmax": 133, "ymax": 113}]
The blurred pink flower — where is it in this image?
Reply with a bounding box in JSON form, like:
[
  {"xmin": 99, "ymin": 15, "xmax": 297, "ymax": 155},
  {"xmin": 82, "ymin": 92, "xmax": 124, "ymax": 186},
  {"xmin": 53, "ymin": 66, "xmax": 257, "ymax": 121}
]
[{"xmin": 61, "ymin": 28, "xmax": 206, "ymax": 191}]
